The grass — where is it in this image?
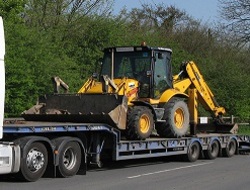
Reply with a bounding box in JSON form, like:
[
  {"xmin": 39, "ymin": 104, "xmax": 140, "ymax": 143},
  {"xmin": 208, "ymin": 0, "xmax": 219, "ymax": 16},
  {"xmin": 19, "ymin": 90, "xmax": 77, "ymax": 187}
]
[{"xmin": 238, "ymin": 125, "xmax": 250, "ymax": 135}]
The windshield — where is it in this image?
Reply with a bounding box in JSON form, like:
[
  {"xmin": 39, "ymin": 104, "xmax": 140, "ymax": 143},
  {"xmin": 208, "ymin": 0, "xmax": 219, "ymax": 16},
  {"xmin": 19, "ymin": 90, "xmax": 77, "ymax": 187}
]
[{"xmin": 101, "ymin": 51, "xmax": 151, "ymax": 80}]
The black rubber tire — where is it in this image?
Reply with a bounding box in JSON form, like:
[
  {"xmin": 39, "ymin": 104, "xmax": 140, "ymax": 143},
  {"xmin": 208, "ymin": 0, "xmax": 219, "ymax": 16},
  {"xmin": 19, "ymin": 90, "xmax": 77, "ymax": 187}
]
[
  {"xmin": 58, "ymin": 141, "xmax": 82, "ymax": 177},
  {"xmin": 126, "ymin": 106, "xmax": 154, "ymax": 140},
  {"xmin": 185, "ymin": 141, "xmax": 200, "ymax": 162},
  {"xmin": 222, "ymin": 139, "xmax": 237, "ymax": 157},
  {"xmin": 204, "ymin": 140, "xmax": 220, "ymax": 160},
  {"xmin": 19, "ymin": 142, "xmax": 48, "ymax": 182},
  {"xmin": 156, "ymin": 98, "xmax": 189, "ymax": 137}
]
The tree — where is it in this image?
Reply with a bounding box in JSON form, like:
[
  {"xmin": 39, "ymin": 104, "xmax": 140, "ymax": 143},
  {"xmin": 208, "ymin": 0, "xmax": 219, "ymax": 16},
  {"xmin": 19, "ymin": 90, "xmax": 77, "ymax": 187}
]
[
  {"xmin": 118, "ymin": 3, "xmax": 189, "ymax": 35},
  {"xmin": 219, "ymin": 0, "xmax": 250, "ymax": 47},
  {"xmin": 0, "ymin": 0, "xmax": 26, "ymax": 22},
  {"xmin": 3, "ymin": 0, "xmax": 115, "ymax": 116},
  {"xmin": 2, "ymin": 0, "xmax": 249, "ymax": 121},
  {"xmin": 24, "ymin": 0, "xmax": 113, "ymax": 29}
]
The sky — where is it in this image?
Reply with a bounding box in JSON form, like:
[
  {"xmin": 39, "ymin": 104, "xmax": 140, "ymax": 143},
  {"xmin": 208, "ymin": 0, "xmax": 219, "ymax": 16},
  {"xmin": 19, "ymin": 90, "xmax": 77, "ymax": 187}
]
[{"xmin": 113, "ymin": 0, "xmax": 220, "ymax": 23}]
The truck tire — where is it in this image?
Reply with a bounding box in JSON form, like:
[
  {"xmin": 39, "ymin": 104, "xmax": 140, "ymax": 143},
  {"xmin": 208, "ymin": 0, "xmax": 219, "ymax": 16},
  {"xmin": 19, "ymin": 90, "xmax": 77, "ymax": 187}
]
[
  {"xmin": 58, "ymin": 141, "xmax": 81, "ymax": 177},
  {"xmin": 185, "ymin": 141, "xmax": 200, "ymax": 162},
  {"xmin": 156, "ymin": 98, "xmax": 189, "ymax": 137},
  {"xmin": 204, "ymin": 140, "xmax": 220, "ymax": 160},
  {"xmin": 222, "ymin": 138, "xmax": 237, "ymax": 157},
  {"xmin": 126, "ymin": 106, "xmax": 154, "ymax": 140},
  {"xmin": 20, "ymin": 142, "xmax": 48, "ymax": 182}
]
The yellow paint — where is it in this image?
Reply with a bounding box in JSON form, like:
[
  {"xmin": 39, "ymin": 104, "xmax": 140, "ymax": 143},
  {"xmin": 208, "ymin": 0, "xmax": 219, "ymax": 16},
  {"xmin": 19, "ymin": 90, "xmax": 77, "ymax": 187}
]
[
  {"xmin": 159, "ymin": 89, "xmax": 189, "ymax": 103},
  {"xmin": 139, "ymin": 114, "xmax": 150, "ymax": 134}
]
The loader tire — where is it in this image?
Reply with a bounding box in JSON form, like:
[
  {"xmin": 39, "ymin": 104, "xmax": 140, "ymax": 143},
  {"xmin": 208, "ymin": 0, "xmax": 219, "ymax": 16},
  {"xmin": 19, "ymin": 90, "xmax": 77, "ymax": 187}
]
[
  {"xmin": 126, "ymin": 106, "xmax": 154, "ymax": 140},
  {"xmin": 156, "ymin": 98, "xmax": 189, "ymax": 137}
]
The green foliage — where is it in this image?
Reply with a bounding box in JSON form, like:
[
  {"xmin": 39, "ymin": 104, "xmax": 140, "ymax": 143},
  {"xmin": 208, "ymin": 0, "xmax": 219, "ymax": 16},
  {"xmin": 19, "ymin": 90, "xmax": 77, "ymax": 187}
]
[
  {"xmin": 4, "ymin": 22, "xmax": 79, "ymax": 116},
  {"xmin": 2, "ymin": 1, "xmax": 250, "ymax": 121},
  {"xmin": 0, "ymin": 0, "xmax": 26, "ymax": 22},
  {"xmin": 238, "ymin": 125, "xmax": 250, "ymax": 135}
]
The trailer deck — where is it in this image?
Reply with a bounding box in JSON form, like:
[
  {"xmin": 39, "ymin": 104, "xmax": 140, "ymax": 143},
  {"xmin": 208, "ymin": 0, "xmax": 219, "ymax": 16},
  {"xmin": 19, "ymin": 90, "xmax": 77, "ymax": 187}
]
[{"xmin": 3, "ymin": 119, "xmax": 250, "ymax": 161}]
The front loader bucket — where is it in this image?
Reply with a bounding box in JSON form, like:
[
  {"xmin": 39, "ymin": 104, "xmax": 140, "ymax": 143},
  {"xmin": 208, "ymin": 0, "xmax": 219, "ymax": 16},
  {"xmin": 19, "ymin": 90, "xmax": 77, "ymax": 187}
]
[{"xmin": 22, "ymin": 94, "xmax": 128, "ymax": 130}]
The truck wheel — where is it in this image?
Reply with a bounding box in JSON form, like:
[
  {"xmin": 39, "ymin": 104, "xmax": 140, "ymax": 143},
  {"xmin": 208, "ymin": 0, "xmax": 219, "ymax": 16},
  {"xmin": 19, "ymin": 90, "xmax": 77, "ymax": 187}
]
[
  {"xmin": 126, "ymin": 106, "xmax": 154, "ymax": 140},
  {"xmin": 156, "ymin": 98, "xmax": 189, "ymax": 137},
  {"xmin": 204, "ymin": 140, "xmax": 220, "ymax": 160},
  {"xmin": 20, "ymin": 142, "xmax": 48, "ymax": 182},
  {"xmin": 58, "ymin": 141, "xmax": 81, "ymax": 177},
  {"xmin": 185, "ymin": 141, "xmax": 200, "ymax": 162},
  {"xmin": 222, "ymin": 139, "xmax": 237, "ymax": 157}
]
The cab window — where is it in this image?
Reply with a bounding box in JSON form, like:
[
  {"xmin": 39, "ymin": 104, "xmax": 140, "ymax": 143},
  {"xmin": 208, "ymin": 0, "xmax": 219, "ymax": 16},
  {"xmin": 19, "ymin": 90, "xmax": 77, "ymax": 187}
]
[{"xmin": 154, "ymin": 51, "xmax": 172, "ymax": 98}]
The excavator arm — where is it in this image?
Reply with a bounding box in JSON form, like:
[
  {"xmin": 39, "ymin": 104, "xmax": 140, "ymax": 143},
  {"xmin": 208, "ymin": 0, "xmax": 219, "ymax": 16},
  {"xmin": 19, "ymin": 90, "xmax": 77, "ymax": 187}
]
[
  {"xmin": 172, "ymin": 61, "xmax": 238, "ymax": 134},
  {"xmin": 173, "ymin": 61, "xmax": 225, "ymax": 117}
]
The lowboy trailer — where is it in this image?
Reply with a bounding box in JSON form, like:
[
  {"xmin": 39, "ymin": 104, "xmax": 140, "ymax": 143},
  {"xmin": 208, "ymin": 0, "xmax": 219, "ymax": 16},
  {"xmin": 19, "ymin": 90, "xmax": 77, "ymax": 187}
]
[
  {"xmin": 1, "ymin": 118, "xmax": 250, "ymax": 181},
  {"xmin": 1, "ymin": 15, "xmax": 250, "ymax": 182}
]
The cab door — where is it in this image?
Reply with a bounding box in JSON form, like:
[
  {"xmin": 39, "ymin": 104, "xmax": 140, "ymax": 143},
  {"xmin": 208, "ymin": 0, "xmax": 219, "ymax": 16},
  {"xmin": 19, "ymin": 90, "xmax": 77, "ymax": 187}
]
[{"xmin": 153, "ymin": 51, "xmax": 173, "ymax": 98}]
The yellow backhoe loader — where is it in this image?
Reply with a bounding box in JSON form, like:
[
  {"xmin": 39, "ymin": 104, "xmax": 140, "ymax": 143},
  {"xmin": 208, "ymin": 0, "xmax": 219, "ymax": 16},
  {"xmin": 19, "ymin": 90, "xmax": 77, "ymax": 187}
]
[{"xmin": 22, "ymin": 43, "xmax": 237, "ymax": 139}]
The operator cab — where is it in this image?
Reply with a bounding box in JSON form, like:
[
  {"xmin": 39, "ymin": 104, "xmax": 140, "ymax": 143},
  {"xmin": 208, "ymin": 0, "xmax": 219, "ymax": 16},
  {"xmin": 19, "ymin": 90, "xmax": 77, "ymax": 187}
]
[{"xmin": 100, "ymin": 44, "xmax": 173, "ymax": 98}]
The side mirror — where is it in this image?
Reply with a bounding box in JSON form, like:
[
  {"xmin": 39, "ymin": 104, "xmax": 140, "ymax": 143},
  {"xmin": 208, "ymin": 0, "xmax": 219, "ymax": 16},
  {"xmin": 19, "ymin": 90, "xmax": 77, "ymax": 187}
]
[
  {"xmin": 92, "ymin": 72, "xmax": 98, "ymax": 79},
  {"xmin": 146, "ymin": 70, "xmax": 152, "ymax": 77},
  {"xmin": 158, "ymin": 53, "xmax": 163, "ymax": 59},
  {"xmin": 94, "ymin": 58, "xmax": 103, "ymax": 75},
  {"xmin": 98, "ymin": 58, "xmax": 103, "ymax": 66}
]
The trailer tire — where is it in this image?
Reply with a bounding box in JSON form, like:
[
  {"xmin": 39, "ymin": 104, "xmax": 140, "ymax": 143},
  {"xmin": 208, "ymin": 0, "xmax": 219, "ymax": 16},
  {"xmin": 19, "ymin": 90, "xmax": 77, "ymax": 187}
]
[
  {"xmin": 222, "ymin": 139, "xmax": 237, "ymax": 157},
  {"xmin": 204, "ymin": 140, "xmax": 220, "ymax": 160},
  {"xmin": 156, "ymin": 98, "xmax": 189, "ymax": 137},
  {"xmin": 185, "ymin": 141, "xmax": 200, "ymax": 162},
  {"xmin": 58, "ymin": 141, "xmax": 81, "ymax": 177},
  {"xmin": 126, "ymin": 106, "xmax": 154, "ymax": 140},
  {"xmin": 20, "ymin": 142, "xmax": 48, "ymax": 182}
]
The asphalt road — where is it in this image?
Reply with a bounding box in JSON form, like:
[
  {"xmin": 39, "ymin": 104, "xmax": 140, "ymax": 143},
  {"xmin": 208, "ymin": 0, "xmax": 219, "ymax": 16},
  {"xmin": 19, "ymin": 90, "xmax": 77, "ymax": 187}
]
[{"xmin": 1, "ymin": 154, "xmax": 250, "ymax": 190}]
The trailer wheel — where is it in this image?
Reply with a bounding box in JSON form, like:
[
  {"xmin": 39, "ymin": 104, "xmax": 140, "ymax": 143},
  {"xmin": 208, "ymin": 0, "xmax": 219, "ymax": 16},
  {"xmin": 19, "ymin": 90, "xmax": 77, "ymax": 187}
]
[
  {"xmin": 185, "ymin": 141, "xmax": 200, "ymax": 162},
  {"xmin": 222, "ymin": 139, "xmax": 237, "ymax": 157},
  {"xmin": 20, "ymin": 142, "xmax": 48, "ymax": 182},
  {"xmin": 58, "ymin": 141, "xmax": 81, "ymax": 177},
  {"xmin": 126, "ymin": 106, "xmax": 154, "ymax": 140},
  {"xmin": 204, "ymin": 140, "xmax": 220, "ymax": 160},
  {"xmin": 156, "ymin": 98, "xmax": 189, "ymax": 137}
]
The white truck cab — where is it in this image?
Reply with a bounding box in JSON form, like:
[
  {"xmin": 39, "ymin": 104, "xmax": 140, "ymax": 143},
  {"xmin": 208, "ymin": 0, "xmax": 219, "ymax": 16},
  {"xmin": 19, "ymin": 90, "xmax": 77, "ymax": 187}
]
[
  {"xmin": 0, "ymin": 16, "xmax": 20, "ymax": 174},
  {"xmin": 0, "ymin": 16, "xmax": 5, "ymax": 139}
]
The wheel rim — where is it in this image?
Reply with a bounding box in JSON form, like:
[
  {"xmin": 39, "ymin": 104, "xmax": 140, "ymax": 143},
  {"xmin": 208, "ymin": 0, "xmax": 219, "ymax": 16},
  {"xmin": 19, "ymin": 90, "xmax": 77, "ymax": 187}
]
[
  {"xmin": 139, "ymin": 114, "xmax": 150, "ymax": 134},
  {"xmin": 26, "ymin": 149, "xmax": 45, "ymax": 173},
  {"xmin": 228, "ymin": 140, "xmax": 236, "ymax": 155},
  {"xmin": 190, "ymin": 143, "xmax": 199, "ymax": 159},
  {"xmin": 63, "ymin": 147, "xmax": 77, "ymax": 170},
  {"xmin": 191, "ymin": 145, "xmax": 198, "ymax": 157},
  {"xmin": 211, "ymin": 142, "xmax": 219, "ymax": 155},
  {"xmin": 174, "ymin": 108, "xmax": 184, "ymax": 129}
]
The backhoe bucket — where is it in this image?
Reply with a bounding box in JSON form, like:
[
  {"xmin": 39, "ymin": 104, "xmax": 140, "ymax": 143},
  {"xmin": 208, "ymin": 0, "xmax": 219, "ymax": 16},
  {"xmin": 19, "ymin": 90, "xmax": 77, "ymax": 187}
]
[
  {"xmin": 22, "ymin": 94, "xmax": 128, "ymax": 130},
  {"xmin": 196, "ymin": 123, "xmax": 238, "ymax": 134}
]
